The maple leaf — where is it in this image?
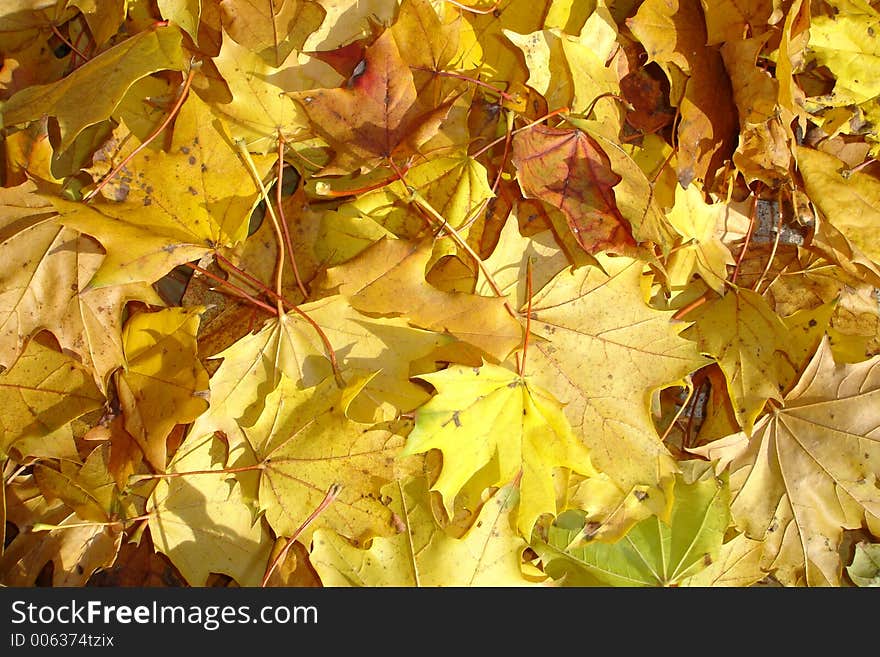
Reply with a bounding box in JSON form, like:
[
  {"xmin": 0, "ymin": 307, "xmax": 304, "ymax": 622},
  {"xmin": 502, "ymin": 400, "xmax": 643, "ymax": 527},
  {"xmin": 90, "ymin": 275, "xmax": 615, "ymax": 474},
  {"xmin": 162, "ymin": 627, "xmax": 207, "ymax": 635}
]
[
  {"xmin": 291, "ymin": 29, "xmax": 455, "ymax": 175},
  {"xmin": 504, "ymin": 7, "xmax": 622, "ymax": 122},
  {"xmin": 401, "ymin": 362, "xmax": 597, "ymax": 537},
  {"xmin": 33, "ymin": 444, "xmax": 116, "ymax": 524},
  {"xmin": 53, "ymin": 93, "xmax": 275, "ymax": 288},
  {"xmin": 320, "ymin": 237, "xmax": 522, "ymax": 362},
  {"xmin": 475, "ymin": 216, "xmax": 570, "ymax": 309},
  {"xmin": 186, "ymin": 309, "xmax": 328, "ymax": 450},
  {"xmin": 0, "ymin": 473, "xmax": 122, "ymax": 586},
  {"xmin": 684, "ymin": 288, "xmax": 796, "ymax": 436},
  {"xmin": 310, "ymin": 478, "xmax": 547, "ymax": 586},
  {"xmin": 797, "ymin": 146, "xmax": 880, "ymax": 264},
  {"xmin": 241, "ymin": 373, "xmax": 416, "ymax": 544},
  {"xmin": 0, "ymin": 24, "xmax": 186, "ymax": 152},
  {"xmin": 212, "ymin": 28, "xmax": 341, "ymax": 152},
  {"xmin": 535, "ymin": 463, "xmax": 730, "ymax": 586},
  {"xmin": 391, "ymin": 0, "xmax": 461, "ymax": 73},
  {"xmin": 525, "ymin": 254, "xmax": 709, "ymax": 518},
  {"xmin": 846, "ymin": 542, "xmax": 880, "ymax": 587},
  {"xmin": 512, "ymin": 125, "xmax": 636, "ymax": 255},
  {"xmin": 692, "ymin": 337, "xmax": 880, "ymax": 586},
  {"xmin": 701, "ymin": 0, "xmax": 775, "ymax": 45},
  {"xmin": 628, "ymin": 0, "xmax": 737, "ymax": 188},
  {"xmin": 0, "ymin": 338, "xmax": 104, "ymax": 463},
  {"xmin": 115, "ymin": 307, "xmax": 209, "ymax": 471},
  {"xmin": 664, "ymin": 183, "xmax": 735, "ymax": 294},
  {"xmin": 807, "ymin": 4, "xmax": 880, "ymax": 108},
  {"xmin": 678, "ymin": 532, "xmax": 769, "ymax": 587},
  {"xmin": 448, "ymin": 0, "xmax": 546, "ymax": 88},
  {"xmin": 0, "ymin": 182, "xmax": 161, "ymax": 388},
  {"xmin": 587, "ymin": 130, "xmax": 681, "ymax": 252},
  {"xmin": 148, "ymin": 432, "xmax": 273, "ymax": 586},
  {"xmin": 218, "ymin": 0, "xmax": 325, "ymax": 67}
]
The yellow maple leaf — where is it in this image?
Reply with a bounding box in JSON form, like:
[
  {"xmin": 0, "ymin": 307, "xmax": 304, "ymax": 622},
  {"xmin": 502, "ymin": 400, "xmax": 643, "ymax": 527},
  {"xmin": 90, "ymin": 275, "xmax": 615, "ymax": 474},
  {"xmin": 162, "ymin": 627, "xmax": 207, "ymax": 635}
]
[
  {"xmin": 116, "ymin": 308, "xmax": 209, "ymax": 471},
  {"xmin": 797, "ymin": 146, "xmax": 880, "ymax": 265},
  {"xmin": 0, "ymin": 182, "xmax": 160, "ymax": 388},
  {"xmin": 310, "ymin": 478, "xmax": 548, "ymax": 586},
  {"xmin": 0, "ymin": 24, "xmax": 185, "ymax": 151},
  {"xmin": 665, "ymin": 183, "xmax": 736, "ymax": 294},
  {"xmin": 321, "ymin": 237, "xmax": 522, "ymax": 362},
  {"xmin": 402, "ymin": 362, "xmax": 596, "ymax": 537},
  {"xmin": 526, "ymin": 254, "xmax": 709, "ymax": 519},
  {"xmin": 808, "ymin": 2, "xmax": 880, "ymax": 107},
  {"xmin": 685, "ymin": 288, "xmax": 794, "ymax": 435},
  {"xmin": 219, "ymin": 0, "xmax": 325, "ymax": 67},
  {"xmin": 148, "ymin": 432, "xmax": 273, "ymax": 586},
  {"xmin": 243, "ymin": 373, "xmax": 416, "ymax": 545},
  {"xmin": 692, "ymin": 337, "xmax": 880, "ymax": 586},
  {"xmin": 212, "ymin": 28, "xmax": 340, "ymax": 153},
  {"xmin": 52, "ymin": 93, "xmax": 275, "ymax": 287},
  {"xmin": 0, "ymin": 339, "xmax": 104, "ymax": 463}
]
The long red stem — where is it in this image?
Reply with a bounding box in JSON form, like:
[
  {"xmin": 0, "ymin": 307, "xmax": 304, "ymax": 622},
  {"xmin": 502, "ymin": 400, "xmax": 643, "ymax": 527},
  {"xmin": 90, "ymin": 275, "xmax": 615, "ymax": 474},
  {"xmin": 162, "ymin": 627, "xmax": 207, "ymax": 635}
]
[
  {"xmin": 184, "ymin": 262, "xmax": 278, "ymax": 315},
  {"xmin": 261, "ymin": 483, "xmax": 341, "ymax": 587}
]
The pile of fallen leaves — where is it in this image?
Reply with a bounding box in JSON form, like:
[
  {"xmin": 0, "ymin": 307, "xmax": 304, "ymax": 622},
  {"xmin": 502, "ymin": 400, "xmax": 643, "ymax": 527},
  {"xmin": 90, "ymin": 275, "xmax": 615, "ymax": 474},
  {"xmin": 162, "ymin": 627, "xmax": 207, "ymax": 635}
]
[{"xmin": 1, "ymin": 0, "xmax": 879, "ymax": 588}]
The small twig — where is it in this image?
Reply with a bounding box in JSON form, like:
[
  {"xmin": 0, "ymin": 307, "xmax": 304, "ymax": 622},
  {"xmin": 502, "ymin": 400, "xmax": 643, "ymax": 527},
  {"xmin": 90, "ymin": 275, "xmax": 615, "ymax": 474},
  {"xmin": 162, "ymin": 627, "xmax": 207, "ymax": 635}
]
[
  {"xmin": 84, "ymin": 66, "xmax": 197, "ymax": 202},
  {"xmin": 261, "ymin": 483, "xmax": 342, "ymax": 587}
]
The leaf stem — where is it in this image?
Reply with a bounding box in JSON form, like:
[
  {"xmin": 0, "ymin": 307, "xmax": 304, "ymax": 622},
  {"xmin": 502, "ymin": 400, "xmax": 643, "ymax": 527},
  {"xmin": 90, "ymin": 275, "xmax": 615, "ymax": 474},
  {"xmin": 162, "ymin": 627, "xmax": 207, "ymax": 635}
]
[
  {"xmin": 671, "ymin": 290, "xmax": 712, "ymax": 321},
  {"xmin": 129, "ymin": 463, "xmax": 265, "ymax": 481},
  {"xmin": 471, "ymin": 106, "xmax": 570, "ymax": 160},
  {"xmin": 84, "ymin": 65, "xmax": 197, "ymax": 202},
  {"xmin": 390, "ymin": 161, "xmax": 518, "ymax": 319},
  {"xmin": 276, "ymin": 136, "xmax": 310, "ymax": 300},
  {"xmin": 261, "ymin": 483, "xmax": 342, "ymax": 587},
  {"xmin": 50, "ymin": 23, "xmax": 89, "ymax": 62},
  {"xmin": 410, "ymin": 66, "xmax": 516, "ymax": 101},
  {"xmin": 236, "ymin": 140, "xmax": 286, "ymax": 317},
  {"xmin": 444, "ymin": 0, "xmax": 503, "ymax": 14},
  {"xmin": 732, "ymin": 189, "xmax": 760, "ymax": 284},
  {"xmin": 491, "ymin": 109, "xmax": 515, "ymax": 194},
  {"xmin": 184, "ymin": 261, "xmax": 278, "ymax": 315},
  {"xmin": 517, "ymin": 259, "xmax": 533, "ymax": 377}
]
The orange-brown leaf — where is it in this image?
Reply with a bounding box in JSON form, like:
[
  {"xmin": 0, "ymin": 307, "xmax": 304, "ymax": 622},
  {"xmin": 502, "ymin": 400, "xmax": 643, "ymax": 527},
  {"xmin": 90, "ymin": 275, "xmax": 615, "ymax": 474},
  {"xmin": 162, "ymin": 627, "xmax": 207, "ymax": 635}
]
[
  {"xmin": 292, "ymin": 30, "xmax": 454, "ymax": 175},
  {"xmin": 511, "ymin": 125, "xmax": 635, "ymax": 255}
]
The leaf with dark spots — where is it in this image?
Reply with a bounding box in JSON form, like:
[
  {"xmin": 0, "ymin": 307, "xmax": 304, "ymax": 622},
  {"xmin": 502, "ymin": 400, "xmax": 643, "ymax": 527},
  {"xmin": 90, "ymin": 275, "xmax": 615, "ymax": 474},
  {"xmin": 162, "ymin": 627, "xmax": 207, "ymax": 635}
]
[{"xmin": 512, "ymin": 125, "xmax": 635, "ymax": 255}]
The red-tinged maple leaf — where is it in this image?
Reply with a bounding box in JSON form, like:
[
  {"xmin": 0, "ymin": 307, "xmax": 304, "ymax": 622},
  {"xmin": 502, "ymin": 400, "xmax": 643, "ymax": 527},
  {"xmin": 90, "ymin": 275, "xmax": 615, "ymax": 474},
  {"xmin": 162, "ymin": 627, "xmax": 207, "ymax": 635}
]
[
  {"xmin": 290, "ymin": 29, "xmax": 455, "ymax": 175},
  {"xmin": 511, "ymin": 125, "xmax": 636, "ymax": 255}
]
